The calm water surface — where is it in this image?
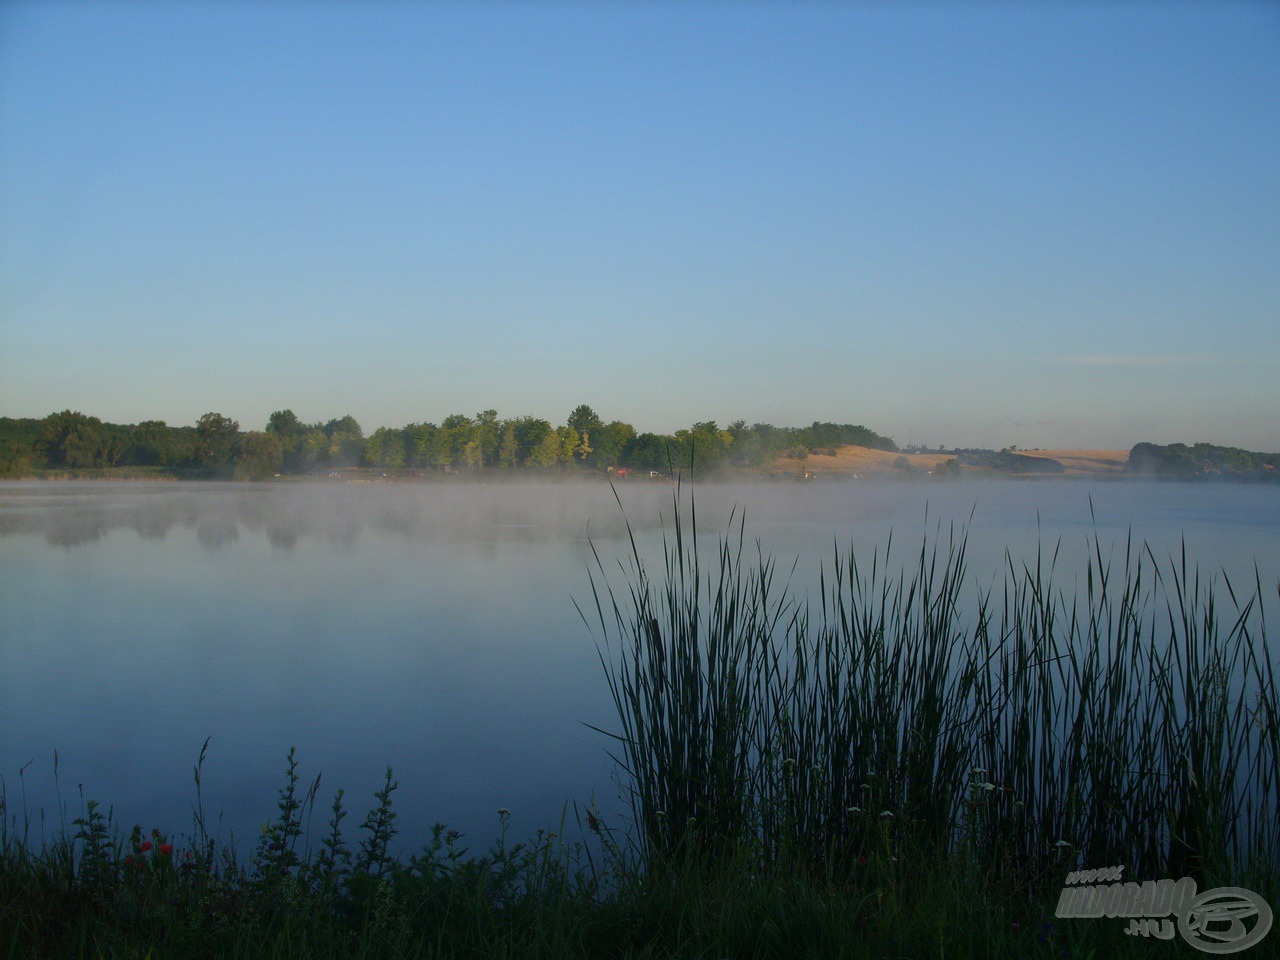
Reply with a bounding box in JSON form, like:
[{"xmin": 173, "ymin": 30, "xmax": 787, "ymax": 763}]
[{"xmin": 2, "ymin": 479, "xmax": 1277, "ymax": 852}]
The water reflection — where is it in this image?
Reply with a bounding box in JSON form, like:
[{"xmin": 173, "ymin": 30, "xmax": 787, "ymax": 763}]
[
  {"xmin": 0, "ymin": 481, "xmax": 665, "ymax": 550},
  {"xmin": 7, "ymin": 479, "xmax": 1278, "ymax": 568}
]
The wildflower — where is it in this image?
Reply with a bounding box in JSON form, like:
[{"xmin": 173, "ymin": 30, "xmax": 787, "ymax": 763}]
[
  {"xmin": 497, "ymin": 808, "xmax": 510, "ymax": 817},
  {"xmin": 879, "ymin": 810, "xmax": 894, "ymax": 818},
  {"xmin": 159, "ymin": 843, "xmax": 172, "ymax": 856},
  {"xmin": 977, "ymin": 782, "xmax": 997, "ymax": 792},
  {"xmin": 140, "ymin": 840, "xmax": 153, "ymax": 852},
  {"xmin": 970, "ymin": 767, "xmax": 988, "ymax": 775},
  {"xmin": 846, "ymin": 806, "xmax": 862, "ymax": 814},
  {"xmin": 1053, "ymin": 840, "xmax": 1071, "ymax": 848}
]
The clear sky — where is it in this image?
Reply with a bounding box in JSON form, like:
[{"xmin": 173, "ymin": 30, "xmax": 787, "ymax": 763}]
[{"xmin": 2, "ymin": 1, "xmax": 1277, "ymax": 451}]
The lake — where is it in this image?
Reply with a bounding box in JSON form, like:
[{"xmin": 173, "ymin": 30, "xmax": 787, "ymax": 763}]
[{"xmin": 2, "ymin": 478, "xmax": 1278, "ymax": 856}]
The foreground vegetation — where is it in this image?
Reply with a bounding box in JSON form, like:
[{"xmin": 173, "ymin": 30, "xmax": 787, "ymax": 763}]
[{"xmin": 4, "ymin": 491, "xmax": 1277, "ymax": 957}]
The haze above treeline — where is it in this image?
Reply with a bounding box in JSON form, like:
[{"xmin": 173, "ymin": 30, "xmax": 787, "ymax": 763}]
[{"xmin": 2, "ymin": 406, "xmax": 1278, "ymax": 483}]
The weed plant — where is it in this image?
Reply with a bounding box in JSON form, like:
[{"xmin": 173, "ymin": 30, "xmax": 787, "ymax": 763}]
[{"xmin": 586, "ymin": 484, "xmax": 1279, "ymax": 897}]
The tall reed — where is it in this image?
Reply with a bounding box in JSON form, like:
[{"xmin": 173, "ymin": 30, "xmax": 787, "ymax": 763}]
[{"xmin": 587, "ymin": 486, "xmax": 1279, "ymax": 887}]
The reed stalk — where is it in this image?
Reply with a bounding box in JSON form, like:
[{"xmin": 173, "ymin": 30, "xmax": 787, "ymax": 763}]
[{"xmin": 587, "ymin": 486, "xmax": 1280, "ymax": 887}]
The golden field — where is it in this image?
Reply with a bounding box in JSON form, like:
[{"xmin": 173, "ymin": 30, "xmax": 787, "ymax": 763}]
[{"xmin": 758, "ymin": 445, "xmax": 1130, "ymax": 479}]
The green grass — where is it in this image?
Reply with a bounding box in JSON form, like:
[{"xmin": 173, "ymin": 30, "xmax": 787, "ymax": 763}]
[{"xmin": 3, "ymin": 486, "xmax": 1277, "ymax": 958}]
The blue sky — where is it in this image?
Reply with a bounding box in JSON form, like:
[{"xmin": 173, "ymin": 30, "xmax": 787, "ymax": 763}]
[{"xmin": 3, "ymin": 1, "xmax": 1277, "ymax": 450}]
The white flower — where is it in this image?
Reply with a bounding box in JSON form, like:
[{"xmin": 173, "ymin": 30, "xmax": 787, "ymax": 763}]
[
  {"xmin": 847, "ymin": 806, "xmax": 862, "ymax": 814},
  {"xmin": 978, "ymin": 782, "xmax": 997, "ymax": 792},
  {"xmin": 970, "ymin": 768, "xmax": 988, "ymax": 775},
  {"xmin": 879, "ymin": 810, "xmax": 894, "ymax": 818},
  {"xmin": 1054, "ymin": 840, "xmax": 1071, "ymax": 848}
]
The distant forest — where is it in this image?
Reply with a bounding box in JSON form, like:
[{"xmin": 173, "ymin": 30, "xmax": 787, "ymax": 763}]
[
  {"xmin": 0, "ymin": 406, "xmax": 898, "ymax": 479},
  {"xmin": 1127, "ymin": 441, "xmax": 1280, "ymax": 481}
]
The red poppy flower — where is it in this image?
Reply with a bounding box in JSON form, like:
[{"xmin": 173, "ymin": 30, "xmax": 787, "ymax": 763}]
[
  {"xmin": 159, "ymin": 843, "xmax": 172, "ymax": 856},
  {"xmin": 140, "ymin": 840, "xmax": 153, "ymax": 852}
]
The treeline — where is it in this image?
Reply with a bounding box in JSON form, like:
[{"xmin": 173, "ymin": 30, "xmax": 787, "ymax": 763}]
[
  {"xmin": 0, "ymin": 406, "xmax": 897, "ymax": 479},
  {"xmin": 1127, "ymin": 441, "xmax": 1280, "ymax": 481}
]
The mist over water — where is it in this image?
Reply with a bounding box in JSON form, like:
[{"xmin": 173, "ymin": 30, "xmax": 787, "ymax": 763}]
[{"xmin": 2, "ymin": 479, "xmax": 1277, "ymax": 853}]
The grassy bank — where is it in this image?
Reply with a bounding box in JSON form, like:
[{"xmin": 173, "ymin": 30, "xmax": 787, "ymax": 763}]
[
  {"xmin": 0, "ymin": 771, "xmax": 1218, "ymax": 959},
  {"xmin": 4, "ymin": 489, "xmax": 1277, "ymax": 958}
]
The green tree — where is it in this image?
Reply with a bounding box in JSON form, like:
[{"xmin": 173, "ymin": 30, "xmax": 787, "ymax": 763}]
[
  {"xmin": 405, "ymin": 422, "xmax": 440, "ymax": 468},
  {"xmin": 437, "ymin": 414, "xmax": 474, "ymax": 469},
  {"xmin": 474, "ymin": 409, "xmax": 500, "ymax": 467},
  {"xmin": 195, "ymin": 413, "xmax": 240, "ymax": 469},
  {"xmin": 725, "ymin": 421, "xmax": 776, "ymax": 467},
  {"xmin": 528, "ymin": 429, "xmax": 565, "ymax": 468},
  {"xmin": 234, "ymin": 431, "xmax": 284, "ymax": 480},
  {"xmin": 934, "ymin": 458, "xmax": 962, "ymax": 480},
  {"xmin": 567, "ymin": 404, "xmax": 603, "ymax": 435},
  {"xmin": 266, "ymin": 409, "xmax": 303, "ymax": 438},
  {"xmin": 558, "ymin": 425, "xmax": 582, "ymax": 464},
  {"xmin": 461, "ymin": 437, "xmax": 484, "ymax": 470},
  {"xmin": 672, "ymin": 421, "xmax": 732, "ymax": 473},
  {"xmin": 266, "ymin": 410, "xmax": 307, "ymax": 471},
  {"xmin": 590, "ymin": 421, "xmax": 636, "ymax": 470},
  {"xmin": 365, "ymin": 427, "xmax": 407, "ymax": 469},
  {"xmin": 0, "ymin": 418, "xmax": 42, "ymax": 473},
  {"xmin": 498, "ymin": 421, "xmax": 518, "ymax": 469},
  {"xmin": 621, "ymin": 433, "xmax": 672, "ymax": 472},
  {"xmin": 512, "ymin": 417, "xmax": 553, "ymax": 466},
  {"xmin": 127, "ymin": 420, "xmax": 176, "ymax": 466},
  {"xmin": 323, "ymin": 416, "xmax": 364, "ymax": 467},
  {"xmin": 37, "ymin": 410, "xmax": 109, "ymax": 468},
  {"xmin": 298, "ymin": 430, "xmax": 328, "ymax": 471}
]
